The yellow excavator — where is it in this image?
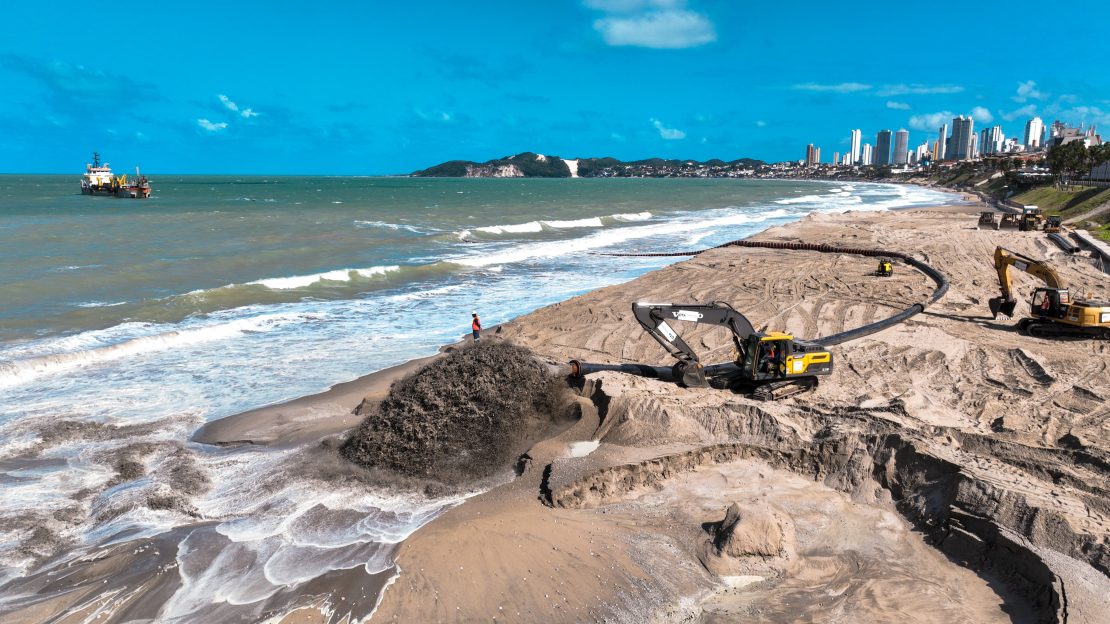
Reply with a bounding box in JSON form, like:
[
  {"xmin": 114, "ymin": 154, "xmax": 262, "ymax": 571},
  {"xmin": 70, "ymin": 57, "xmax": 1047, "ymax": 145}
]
[{"xmin": 988, "ymin": 246, "xmax": 1110, "ymax": 338}]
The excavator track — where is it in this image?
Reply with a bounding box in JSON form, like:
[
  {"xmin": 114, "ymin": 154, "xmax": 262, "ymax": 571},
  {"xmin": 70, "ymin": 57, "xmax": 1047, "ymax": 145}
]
[
  {"xmin": 1023, "ymin": 321, "xmax": 1110, "ymax": 340},
  {"xmin": 752, "ymin": 377, "xmax": 818, "ymax": 401}
]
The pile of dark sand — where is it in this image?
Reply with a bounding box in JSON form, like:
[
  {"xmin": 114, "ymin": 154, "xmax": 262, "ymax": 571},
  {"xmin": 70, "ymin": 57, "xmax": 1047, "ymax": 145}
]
[{"xmin": 340, "ymin": 341, "xmax": 574, "ymax": 484}]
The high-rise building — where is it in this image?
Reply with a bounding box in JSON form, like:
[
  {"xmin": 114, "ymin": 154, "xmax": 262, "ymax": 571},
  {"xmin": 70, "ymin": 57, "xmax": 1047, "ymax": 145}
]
[
  {"xmin": 850, "ymin": 129, "xmax": 862, "ymax": 164},
  {"xmin": 833, "ymin": 151, "xmax": 840, "ymax": 167},
  {"xmin": 950, "ymin": 115, "xmax": 975, "ymax": 160},
  {"xmin": 980, "ymin": 125, "xmax": 1005, "ymax": 154},
  {"xmin": 893, "ymin": 129, "xmax": 910, "ymax": 165},
  {"xmin": 1024, "ymin": 117, "xmax": 1044, "ymax": 149},
  {"xmin": 937, "ymin": 124, "xmax": 948, "ymax": 160},
  {"xmin": 915, "ymin": 141, "xmax": 930, "ymax": 162},
  {"xmin": 971, "ymin": 133, "xmax": 979, "ymax": 158},
  {"xmin": 862, "ymin": 143, "xmax": 873, "ymax": 166},
  {"xmin": 805, "ymin": 144, "xmax": 819, "ymax": 167},
  {"xmin": 875, "ymin": 130, "xmax": 892, "ymax": 166}
]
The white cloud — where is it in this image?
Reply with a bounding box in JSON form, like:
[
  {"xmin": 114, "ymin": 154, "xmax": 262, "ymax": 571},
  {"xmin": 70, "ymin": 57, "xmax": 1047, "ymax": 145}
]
[
  {"xmin": 1059, "ymin": 105, "xmax": 1110, "ymax": 127},
  {"xmin": 1013, "ymin": 80, "xmax": 1046, "ymax": 103},
  {"xmin": 908, "ymin": 111, "xmax": 954, "ymax": 131},
  {"xmin": 755, "ymin": 120, "xmax": 767, "ymax": 127},
  {"xmin": 792, "ymin": 82, "xmax": 871, "ymax": 93},
  {"xmin": 218, "ymin": 94, "xmax": 239, "ymax": 112},
  {"xmin": 651, "ymin": 118, "xmax": 686, "ymax": 139},
  {"xmin": 593, "ymin": 9, "xmax": 716, "ymax": 48},
  {"xmin": 971, "ymin": 106, "xmax": 994, "ymax": 123},
  {"xmin": 878, "ymin": 84, "xmax": 964, "ymax": 96},
  {"xmin": 218, "ymin": 94, "xmax": 260, "ymax": 118},
  {"xmin": 886, "ymin": 101, "xmax": 911, "ymax": 110},
  {"xmin": 197, "ymin": 118, "xmax": 228, "ymax": 132},
  {"xmin": 1002, "ymin": 104, "xmax": 1037, "ymax": 121}
]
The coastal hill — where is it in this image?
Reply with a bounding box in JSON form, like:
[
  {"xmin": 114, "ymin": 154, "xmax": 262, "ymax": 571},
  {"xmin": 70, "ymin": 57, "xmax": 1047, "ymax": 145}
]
[{"xmin": 411, "ymin": 152, "xmax": 766, "ymax": 178}]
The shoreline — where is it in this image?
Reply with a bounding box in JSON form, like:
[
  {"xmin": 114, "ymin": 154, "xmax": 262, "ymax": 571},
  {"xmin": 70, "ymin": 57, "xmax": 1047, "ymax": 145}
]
[{"xmin": 193, "ymin": 184, "xmax": 974, "ymax": 449}]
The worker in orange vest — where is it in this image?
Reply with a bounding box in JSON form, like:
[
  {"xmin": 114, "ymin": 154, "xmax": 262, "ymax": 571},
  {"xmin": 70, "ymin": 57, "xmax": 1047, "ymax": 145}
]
[{"xmin": 471, "ymin": 312, "xmax": 481, "ymax": 342}]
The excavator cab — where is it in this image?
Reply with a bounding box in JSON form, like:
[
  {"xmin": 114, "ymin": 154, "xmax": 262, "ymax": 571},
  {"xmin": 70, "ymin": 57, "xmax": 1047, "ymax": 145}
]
[
  {"xmin": 744, "ymin": 333, "xmax": 791, "ymax": 379},
  {"xmin": 1031, "ymin": 288, "xmax": 1070, "ymax": 319}
]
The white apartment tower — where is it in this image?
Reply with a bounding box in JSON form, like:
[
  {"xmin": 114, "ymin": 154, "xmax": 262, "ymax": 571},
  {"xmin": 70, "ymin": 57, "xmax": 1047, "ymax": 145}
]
[
  {"xmin": 937, "ymin": 124, "xmax": 948, "ymax": 160},
  {"xmin": 1024, "ymin": 117, "xmax": 1044, "ymax": 149},
  {"xmin": 850, "ymin": 129, "xmax": 862, "ymax": 164},
  {"xmin": 862, "ymin": 143, "xmax": 873, "ymax": 166}
]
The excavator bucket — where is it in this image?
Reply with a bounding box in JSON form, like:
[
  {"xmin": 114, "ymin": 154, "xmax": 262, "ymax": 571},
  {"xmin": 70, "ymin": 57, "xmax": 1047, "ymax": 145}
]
[
  {"xmin": 989, "ymin": 296, "xmax": 1017, "ymax": 319},
  {"xmin": 673, "ymin": 361, "xmax": 708, "ymax": 388}
]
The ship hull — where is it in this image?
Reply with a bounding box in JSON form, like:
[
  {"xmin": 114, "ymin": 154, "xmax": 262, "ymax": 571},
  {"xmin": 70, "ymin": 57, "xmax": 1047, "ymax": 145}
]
[
  {"xmin": 81, "ymin": 186, "xmax": 116, "ymax": 196},
  {"xmin": 114, "ymin": 187, "xmax": 151, "ymax": 198}
]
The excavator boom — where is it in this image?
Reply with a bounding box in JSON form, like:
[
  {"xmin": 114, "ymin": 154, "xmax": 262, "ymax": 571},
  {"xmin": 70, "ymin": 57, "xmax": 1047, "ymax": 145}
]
[{"xmin": 632, "ymin": 301, "xmax": 754, "ymax": 365}]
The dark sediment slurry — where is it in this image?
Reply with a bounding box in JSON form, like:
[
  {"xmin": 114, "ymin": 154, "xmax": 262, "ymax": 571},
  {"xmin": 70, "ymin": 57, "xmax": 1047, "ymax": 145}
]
[{"xmin": 340, "ymin": 341, "xmax": 576, "ymax": 485}]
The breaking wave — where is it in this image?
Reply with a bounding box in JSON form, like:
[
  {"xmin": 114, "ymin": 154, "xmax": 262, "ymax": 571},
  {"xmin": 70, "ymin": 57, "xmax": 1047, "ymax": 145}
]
[
  {"xmin": 353, "ymin": 220, "xmax": 432, "ymax": 234},
  {"xmin": 456, "ymin": 211, "xmax": 654, "ymax": 240},
  {"xmin": 453, "ymin": 208, "xmax": 790, "ymax": 267},
  {"xmin": 246, "ymin": 265, "xmax": 401, "ymax": 290},
  {"xmin": 0, "ymin": 313, "xmax": 310, "ymax": 389}
]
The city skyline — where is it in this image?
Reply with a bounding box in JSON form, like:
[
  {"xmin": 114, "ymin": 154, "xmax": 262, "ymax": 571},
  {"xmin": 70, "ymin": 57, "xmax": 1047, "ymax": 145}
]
[
  {"xmin": 0, "ymin": 1, "xmax": 1108, "ymax": 174},
  {"xmin": 800, "ymin": 106, "xmax": 1097, "ymax": 166}
]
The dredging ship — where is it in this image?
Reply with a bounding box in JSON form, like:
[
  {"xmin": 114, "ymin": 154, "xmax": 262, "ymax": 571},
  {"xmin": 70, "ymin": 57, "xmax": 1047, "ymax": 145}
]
[{"xmin": 80, "ymin": 153, "xmax": 152, "ymax": 198}]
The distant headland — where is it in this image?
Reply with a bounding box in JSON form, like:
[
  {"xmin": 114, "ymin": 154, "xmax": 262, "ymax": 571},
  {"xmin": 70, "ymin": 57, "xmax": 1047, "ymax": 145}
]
[{"xmin": 411, "ymin": 152, "xmax": 766, "ymax": 178}]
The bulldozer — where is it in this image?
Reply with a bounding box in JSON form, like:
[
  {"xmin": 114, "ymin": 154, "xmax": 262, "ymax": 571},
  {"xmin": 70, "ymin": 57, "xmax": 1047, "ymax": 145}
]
[
  {"xmin": 978, "ymin": 212, "xmax": 1000, "ymax": 230},
  {"xmin": 1018, "ymin": 206, "xmax": 1042, "ymax": 232},
  {"xmin": 1044, "ymin": 215, "xmax": 1063, "ymax": 233},
  {"xmin": 876, "ymin": 258, "xmax": 894, "ymax": 277},
  {"xmin": 988, "ymin": 246, "xmax": 1110, "ymax": 338}
]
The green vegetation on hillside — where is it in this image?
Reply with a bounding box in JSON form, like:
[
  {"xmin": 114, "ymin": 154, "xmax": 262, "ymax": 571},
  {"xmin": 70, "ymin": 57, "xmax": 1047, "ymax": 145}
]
[
  {"xmin": 508, "ymin": 153, "xmax": 571, "ymax": 177},
  {"xmin": 1091, "ymin": 224, "xmax": 1110, "ymax": 243},
  {"xmin": 1011, "ymin": 185, "xmax": 1110, "ymax": 220}
]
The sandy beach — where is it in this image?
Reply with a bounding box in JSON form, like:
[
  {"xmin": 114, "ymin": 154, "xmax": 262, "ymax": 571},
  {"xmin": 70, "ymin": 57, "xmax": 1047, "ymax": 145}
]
[
  {"xmin": 7, "ymin": 200, "xmax": 1109, "ymax": 623},
  {"xmin": 369, "ymin": 201, "xmax": 1109, "ymax": 622}
]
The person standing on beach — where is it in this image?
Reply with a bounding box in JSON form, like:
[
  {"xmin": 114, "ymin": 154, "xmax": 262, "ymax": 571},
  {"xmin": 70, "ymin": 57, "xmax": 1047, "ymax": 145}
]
[{"xmin": 471, "ymin": 312, "xmax": 481, "ymax": 342}]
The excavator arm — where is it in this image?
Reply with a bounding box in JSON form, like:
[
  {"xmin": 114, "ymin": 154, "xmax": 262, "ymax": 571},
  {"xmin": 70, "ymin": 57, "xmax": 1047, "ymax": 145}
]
[
  {"xmin": 631, "ymin": 301, "xmax": 758, "ymax": 387},
  {"xmin": 632, "ymin": 301, "xmax": 756, "ymax": 364},
  {"xmin": 989, "ymin": 246, "xmax": 1068, "ymax": 318}
]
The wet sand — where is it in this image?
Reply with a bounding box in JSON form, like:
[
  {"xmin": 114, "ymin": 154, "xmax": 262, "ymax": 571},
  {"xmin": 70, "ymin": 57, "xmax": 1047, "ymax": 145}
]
[{"xmin": 192, "ymin": 354, "xmax": 440, "ymax": 446}]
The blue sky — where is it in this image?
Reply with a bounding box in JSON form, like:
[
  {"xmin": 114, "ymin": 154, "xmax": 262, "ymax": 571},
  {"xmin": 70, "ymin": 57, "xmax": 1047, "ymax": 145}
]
[{"xmin": 1, "ymin": 0, "xmax": 1106, "ymax": 174}]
